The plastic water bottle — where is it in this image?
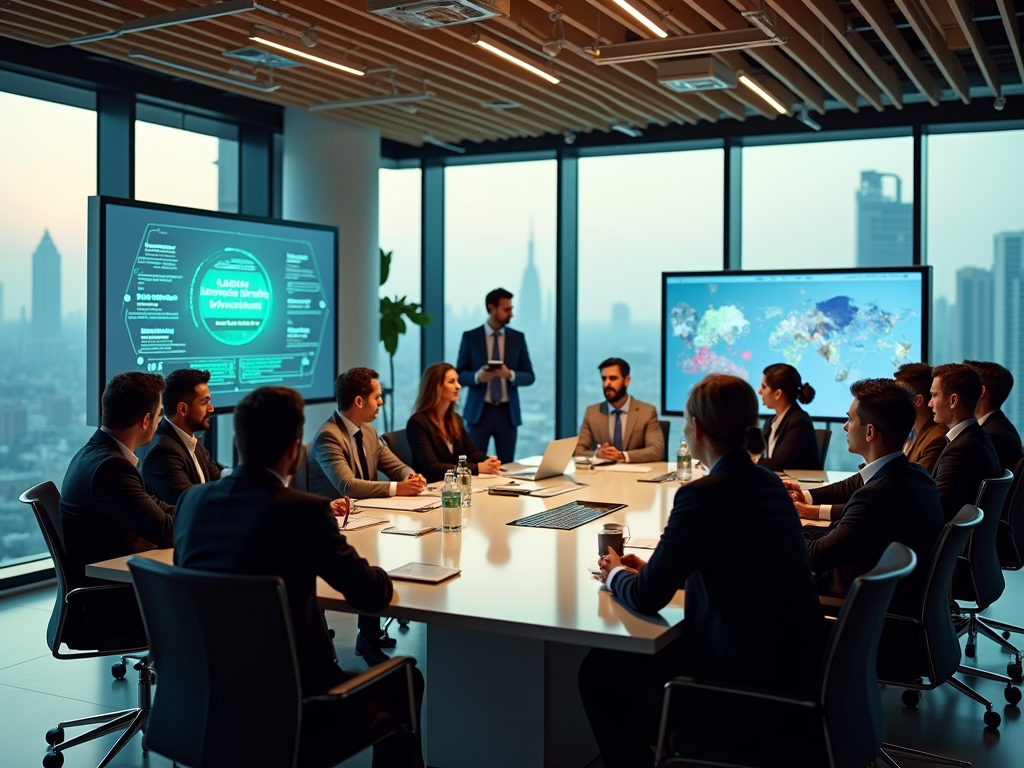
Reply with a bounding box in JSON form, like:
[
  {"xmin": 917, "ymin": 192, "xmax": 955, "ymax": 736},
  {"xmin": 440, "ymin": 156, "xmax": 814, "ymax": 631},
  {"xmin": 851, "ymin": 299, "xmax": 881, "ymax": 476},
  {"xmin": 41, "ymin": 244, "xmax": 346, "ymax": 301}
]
[
  {"xmin": 441, "ymin": 470, "xmax": 463, "ymax": 531},
  {"xmin": 456, "ymin": 454, "xmax": 472, "ymax": 508},
  {"xmin": 677, "ymin": 438, "xmax": 692, "ymax": 482}
]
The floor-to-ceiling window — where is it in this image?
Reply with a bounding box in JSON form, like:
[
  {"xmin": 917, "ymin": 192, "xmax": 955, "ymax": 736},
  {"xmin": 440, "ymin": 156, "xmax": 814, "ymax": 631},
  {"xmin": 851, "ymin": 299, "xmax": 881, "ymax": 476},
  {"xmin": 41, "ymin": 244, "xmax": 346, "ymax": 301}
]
[
  {"xmin": 379, "ymin": 166, "xmax": 423, "ymax": 434},
  {"xmin": 577, "ymin": 147, "xmax": 724, "ymax": 452},
  {"xmin": 444, "ymin": 159, "xmax": 557, "ymax": 460},
  {"xmin": 0, "ymin": 86, "xmax": 96, "ymax": 568}
]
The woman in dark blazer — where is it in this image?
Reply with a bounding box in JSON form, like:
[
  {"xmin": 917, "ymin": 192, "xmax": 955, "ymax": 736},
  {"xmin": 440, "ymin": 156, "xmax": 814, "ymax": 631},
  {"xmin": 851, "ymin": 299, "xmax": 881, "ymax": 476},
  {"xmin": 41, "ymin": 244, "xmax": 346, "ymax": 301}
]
[
  {"xmin": 406, "ymin": 362, "xmax": 502, "ymax": 482},
  {"xmin": 756, "ymin": 362, "xmax": 822, "ymax": 471}
]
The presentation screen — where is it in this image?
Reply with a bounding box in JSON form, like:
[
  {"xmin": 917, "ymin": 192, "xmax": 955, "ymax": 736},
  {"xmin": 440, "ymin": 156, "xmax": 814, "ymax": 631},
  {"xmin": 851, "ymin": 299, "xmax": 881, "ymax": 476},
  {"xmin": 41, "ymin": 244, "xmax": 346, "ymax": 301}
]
[
  {"xmin": 88, "ymin": 197, "xmax": 338, "ymax": 422},
  {"xmin": 661, "ymin": 267, "xmax": 930, "ymax": 419}
]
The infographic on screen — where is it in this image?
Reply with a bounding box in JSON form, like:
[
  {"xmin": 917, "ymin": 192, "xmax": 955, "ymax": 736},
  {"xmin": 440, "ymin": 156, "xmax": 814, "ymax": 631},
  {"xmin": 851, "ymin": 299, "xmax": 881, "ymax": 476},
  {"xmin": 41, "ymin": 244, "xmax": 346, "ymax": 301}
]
[
  {"xmin": 104, "ymin": 204, "xmax": 336, "ymax": 409},
  {"xmin": 663, "ymin": 271, "xmax": 924, "ymax": 418}
]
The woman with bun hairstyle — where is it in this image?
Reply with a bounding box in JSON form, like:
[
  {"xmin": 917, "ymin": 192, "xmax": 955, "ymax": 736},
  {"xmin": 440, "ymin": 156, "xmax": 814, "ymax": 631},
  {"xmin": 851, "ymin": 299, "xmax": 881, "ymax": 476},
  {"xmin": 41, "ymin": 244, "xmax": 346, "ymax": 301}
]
[
  {"xmin": 579, "ymin": 374, "xmax": 825, "ymax": 766},
  {"xmin": 406, "ymin": 362, "xmax": 501, "ymax": 482},
  {"xmin": 756, "ymin": 363, "xmax": 822, "ymax": 471}
]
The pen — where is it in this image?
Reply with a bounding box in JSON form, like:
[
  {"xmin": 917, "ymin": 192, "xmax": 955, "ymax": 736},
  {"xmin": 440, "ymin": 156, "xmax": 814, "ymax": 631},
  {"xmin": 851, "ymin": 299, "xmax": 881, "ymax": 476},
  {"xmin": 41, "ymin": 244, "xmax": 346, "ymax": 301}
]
[{"xmin": 340, "ymin": 501, "xmax": 351, "ymax": 530}]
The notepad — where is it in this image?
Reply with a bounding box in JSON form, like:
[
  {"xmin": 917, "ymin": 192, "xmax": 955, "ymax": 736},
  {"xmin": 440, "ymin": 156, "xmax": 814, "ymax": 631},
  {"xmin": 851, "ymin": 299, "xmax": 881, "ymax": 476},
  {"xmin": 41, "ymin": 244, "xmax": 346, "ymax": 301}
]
[
  {"xmin": 339, "ymin": 517, "xmax": 388, "ymax": 531},
  {"xmin": 387, "ymin": 562, "xmax": 461, "ymax": 583},
  {"xmin": 594, "ymin": 464, "xmax": 652, "ymax": 474},
  {"xmin": 354, "ymin": 497, "xmax": 442, "ymax": 512},
  {"xmin": 626, "ymin": 537, "xmax": 660, "ymax": 550}
]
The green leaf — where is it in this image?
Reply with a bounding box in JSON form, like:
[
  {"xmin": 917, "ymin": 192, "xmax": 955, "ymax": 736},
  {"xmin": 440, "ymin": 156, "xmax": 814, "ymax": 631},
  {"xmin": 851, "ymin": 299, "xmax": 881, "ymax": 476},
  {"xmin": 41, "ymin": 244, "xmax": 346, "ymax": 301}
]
[
  {"xmin": 379, "ymin": 248, "xmax": 392, "ymax": 287},
  {"xmin": 377, "ymin": 248, "xmax": 433, "ymax": 358}
]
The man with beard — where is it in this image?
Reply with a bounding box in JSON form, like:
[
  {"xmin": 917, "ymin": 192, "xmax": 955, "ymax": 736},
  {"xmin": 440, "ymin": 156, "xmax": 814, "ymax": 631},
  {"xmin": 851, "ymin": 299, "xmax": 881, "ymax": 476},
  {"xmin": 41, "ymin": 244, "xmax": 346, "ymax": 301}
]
[
  {"xmin": 142, "ymin": 368, "xmax": 222, "ymax": 505},
  {"xmin": 574, "ymin": 357, "xmax": 664, "ymax": 464}
]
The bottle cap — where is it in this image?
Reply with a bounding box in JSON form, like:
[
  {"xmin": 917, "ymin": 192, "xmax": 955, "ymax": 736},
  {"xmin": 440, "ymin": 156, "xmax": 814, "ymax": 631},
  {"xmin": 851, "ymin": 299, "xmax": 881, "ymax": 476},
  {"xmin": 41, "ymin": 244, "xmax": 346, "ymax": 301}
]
[{"xmin": 458, "ymin": 454, "xmax": 467, "ymax": 461}]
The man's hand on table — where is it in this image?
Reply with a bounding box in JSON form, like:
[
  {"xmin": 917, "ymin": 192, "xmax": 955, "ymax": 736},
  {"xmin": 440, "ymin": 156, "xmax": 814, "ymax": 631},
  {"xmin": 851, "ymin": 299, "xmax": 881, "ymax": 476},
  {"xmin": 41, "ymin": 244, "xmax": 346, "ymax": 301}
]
[
  {"xmin": 597, "ymin": 548, "xmax": 644, "ymax": 583},
  {"xmin": 330, "ymin": 497, "xmax": 352, "ymax": 517}
]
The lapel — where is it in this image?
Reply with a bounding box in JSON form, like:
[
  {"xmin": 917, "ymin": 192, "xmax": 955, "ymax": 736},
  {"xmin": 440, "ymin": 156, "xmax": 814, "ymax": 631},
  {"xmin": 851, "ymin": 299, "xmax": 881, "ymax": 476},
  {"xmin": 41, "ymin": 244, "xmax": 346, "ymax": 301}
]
[
  {"xmin": 359, "ymin": 423, "xmax": 377, "ymax": 476},
  {"xmin": 161, "ymin": 420, "xmax": 201, "ymax": 483},
  {"xmin": 503, "ymin": 328, "xmax": 517, "ymax": 366},
  {"xmin": 931, "ymin": 433, "xmax": 953, "ymax": 478},
  {"xmin": 332, "ymin": 412, "xmax": 357, "ymax": 466},
  {"xmin": 621, "ymin": 398, "xmax": 642, "ymax": 449},
  {"xmin": 863, "ymin": 454, "xmax": 906, "ymax": 488},
  {"xmin": 595, "ymin": 401, "xmax": 611, "ymax": 446}
]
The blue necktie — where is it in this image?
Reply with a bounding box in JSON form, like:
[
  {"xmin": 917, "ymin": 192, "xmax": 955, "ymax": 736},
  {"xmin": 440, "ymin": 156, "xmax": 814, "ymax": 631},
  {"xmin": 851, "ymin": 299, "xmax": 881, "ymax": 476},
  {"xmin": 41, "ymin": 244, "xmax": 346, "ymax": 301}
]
[
  {"xmin": 612, "ymin": 409, "xmax": 623, "ymax": 451},
  {"xmin": 489, "ymin": 332, "xmax": 503, "ymax": 403},
  {"xmin": 353, "ymin": 430, "xmax": 371, "ymax": 481}
]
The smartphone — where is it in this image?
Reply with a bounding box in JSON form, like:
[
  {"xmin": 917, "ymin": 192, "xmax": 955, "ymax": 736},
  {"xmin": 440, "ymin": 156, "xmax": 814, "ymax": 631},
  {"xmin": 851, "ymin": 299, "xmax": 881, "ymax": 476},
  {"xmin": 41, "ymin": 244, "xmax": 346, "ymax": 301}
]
[{"xmin": 486, "ymin": 359, "xmax": 503, "ymax": 371}]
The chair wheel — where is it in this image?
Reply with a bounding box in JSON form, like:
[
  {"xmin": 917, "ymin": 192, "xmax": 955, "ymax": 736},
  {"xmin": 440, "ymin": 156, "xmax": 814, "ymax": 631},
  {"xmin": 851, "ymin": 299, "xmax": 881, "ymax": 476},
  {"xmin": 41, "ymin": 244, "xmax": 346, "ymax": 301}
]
[
  {"xmin": 901, "ymin": 689, "xmax": 922, "ymax": 708},
  {"xmin": 44, "ymin": 727, "xmax": 64, "ymax": 745},
  {"xmin": 1005, "ymin": 686, "xmax": 1022, "ymax": 706},
  {"xmin": 42, "ymin": 750, "xmax": 64, "ymax": 768},
  {"xmin": 965, "ymin": 642, "xmax": 976, "ymax": 658},
  {"xmin": 328, "ymin": 629, "xmax": 335, "ymax": 639},
  {"xmin": 1004, "ymin": 630, "xmax": 1012, "ymax": 640},
  {"xmin": 984, "ymin": 710, "xmax": 1001, "ymax": 728},
  {"xmin": 111, "ymin": 661, "xmax": 127, "ymax": 679},
  {"xmin": 1008, "ymin": 662, "xmax": 1023, "ymax": 682},
  {"xmin": 399, "ymin": 620, "xmax": 410, "ymax": 629}
]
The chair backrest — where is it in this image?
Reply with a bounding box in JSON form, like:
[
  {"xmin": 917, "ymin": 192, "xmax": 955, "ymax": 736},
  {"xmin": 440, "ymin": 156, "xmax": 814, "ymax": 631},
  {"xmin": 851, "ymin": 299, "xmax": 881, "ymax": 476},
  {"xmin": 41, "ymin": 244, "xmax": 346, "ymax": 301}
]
[
  {"xmin": 962, "ymin": 470, "xmax": 1014, "ymax": 608},
  {"xmin": 659, "ymin": 420, "xmax": 670, "ymax": 462},
  {"xmin": 997, "ymin": 457, "xmax": 1024, "ymax": 570},
  {"xmin": 128, "ymin": 558, "xmax": 304, "ymax": 768},
  {"xmin": 291, "ymin": 442, "xmax": 311, "ymax": 492},
  {"xmin": 815, "ymin": 429, "xmax": 832, "ymax": 466},
  {"xmin": 820, "ymin": 543, "xmax": 916, "ymax": 766},
  {"xmin": 18, "ymin": 481, "xmax": 69, "ymax": 652},
  {"xmin": 382, "ymin": 429, "xmax": 414, "ymax": 468}
]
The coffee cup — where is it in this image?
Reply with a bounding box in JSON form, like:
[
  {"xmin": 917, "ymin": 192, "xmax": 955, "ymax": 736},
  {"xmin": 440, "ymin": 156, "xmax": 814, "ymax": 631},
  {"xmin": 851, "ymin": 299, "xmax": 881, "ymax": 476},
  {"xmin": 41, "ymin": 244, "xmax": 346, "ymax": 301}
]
[{"xmin": 597, "ymin": 523, "xmax": 629, "ymax": 557}]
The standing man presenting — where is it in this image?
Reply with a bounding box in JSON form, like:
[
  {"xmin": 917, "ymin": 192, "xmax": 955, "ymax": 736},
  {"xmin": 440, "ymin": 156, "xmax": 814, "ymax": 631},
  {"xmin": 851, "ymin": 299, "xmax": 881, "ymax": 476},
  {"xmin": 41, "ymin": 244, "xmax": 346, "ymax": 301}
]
[{"xmin": 456, "ymin": 287, "xmax": 535, "ymax": 463}]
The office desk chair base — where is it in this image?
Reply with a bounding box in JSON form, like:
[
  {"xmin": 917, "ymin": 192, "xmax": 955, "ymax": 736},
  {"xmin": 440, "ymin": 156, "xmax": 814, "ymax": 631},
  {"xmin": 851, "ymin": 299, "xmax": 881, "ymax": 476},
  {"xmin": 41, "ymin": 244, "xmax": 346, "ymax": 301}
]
[
  {"xmin": 879, "ymin": 743, "xmax": 971, "ymax": 768},
  {"xmin": 955, "ymin": 608, "xmax": 1024, "ymax": 681},
  {"xmin": 111, "ymin": 653, "xmax": 147, "ymax": 680},
  {"xmin": 42, "ymin": 660, "xmax": 152, "ymax": 768}
]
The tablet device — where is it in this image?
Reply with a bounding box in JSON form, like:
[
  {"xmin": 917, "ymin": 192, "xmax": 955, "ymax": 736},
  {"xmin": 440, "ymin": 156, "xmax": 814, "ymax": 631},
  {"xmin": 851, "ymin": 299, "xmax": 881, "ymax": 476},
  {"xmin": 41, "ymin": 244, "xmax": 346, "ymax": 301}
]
[{"xmin": 387, "ymin": 562, "xmax": 461, "ymax": 583}]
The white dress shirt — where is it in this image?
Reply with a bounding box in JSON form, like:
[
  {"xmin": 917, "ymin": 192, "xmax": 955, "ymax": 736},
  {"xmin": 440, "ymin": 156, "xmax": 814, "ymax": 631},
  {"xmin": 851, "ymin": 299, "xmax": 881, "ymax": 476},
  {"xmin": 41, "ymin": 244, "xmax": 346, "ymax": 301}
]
[
  {"xmin": 338, "ymin": 412, "xmax": 397, "ymax": 496},
  {"xmin": 477, "ymin": 324, "xmax": 516, "ymax": 403},
  {"xmin": 946, "ymin": 417, "xmax": 978, "ymax": 443},
  {"xmin": 101, "ymin": 428, "xmax": 139, "ymax": 469},
  {"xmin": 767, "ymin": 405, "xmax": 792, "ymax": 459},
  {"xmin": 605, "ymin": 395, "xmax": 633, "ymax": 463},
  {"xmin": 165, "ymin": 417, "xmax": 206, "ymax": 484},
  {"xmin": 977, "ymin": 411, "xmax": 996, "ymax": 426}
]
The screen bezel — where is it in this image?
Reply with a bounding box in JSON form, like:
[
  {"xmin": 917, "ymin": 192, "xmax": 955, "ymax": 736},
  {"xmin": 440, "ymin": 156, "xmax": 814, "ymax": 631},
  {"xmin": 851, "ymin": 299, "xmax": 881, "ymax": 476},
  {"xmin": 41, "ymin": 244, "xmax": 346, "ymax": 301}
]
[
  {"xmin": 87, "ymin": 195, "xmax": 340, "ymax": 425},
  {"xmin": 660, "ymin": 265, "xmax": 933, "ymax": 420}
]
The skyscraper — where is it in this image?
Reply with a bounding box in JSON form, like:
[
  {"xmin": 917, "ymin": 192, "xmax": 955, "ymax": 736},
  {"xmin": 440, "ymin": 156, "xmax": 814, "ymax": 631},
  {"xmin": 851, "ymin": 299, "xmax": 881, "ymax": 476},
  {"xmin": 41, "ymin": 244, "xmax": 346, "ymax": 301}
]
[
  {"xmin": 856, "ymin": 171, "xmax": 912, "ymax": 267},
  {"xmin": 31, "ymin": 230, "xmax": 61, "ymax": 339},
  {"xmin": 953, "ymin": 267, "xmax": 993, "ymax": 363},
  {"xmin": 992, "ymin": 231, "xmax": 1024, "ymax": 425},
  {"xmin": 517, "ymin": 223, "xmax": 543, "ymax": 342}
]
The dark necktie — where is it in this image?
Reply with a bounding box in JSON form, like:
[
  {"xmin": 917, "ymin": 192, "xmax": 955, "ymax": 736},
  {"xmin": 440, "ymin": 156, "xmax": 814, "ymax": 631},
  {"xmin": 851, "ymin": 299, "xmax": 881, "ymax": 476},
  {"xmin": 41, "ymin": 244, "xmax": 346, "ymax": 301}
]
[
  {"xmin": 489, "ymin": 332, "xmax": 503, "ymax": 403},
  {"xmin": 353, "ymin": 429, "xmax": 371, "ymax": 481},
  {"xmin": 612, "ymin": 409, "xmax": 623, "ymax": 451}
]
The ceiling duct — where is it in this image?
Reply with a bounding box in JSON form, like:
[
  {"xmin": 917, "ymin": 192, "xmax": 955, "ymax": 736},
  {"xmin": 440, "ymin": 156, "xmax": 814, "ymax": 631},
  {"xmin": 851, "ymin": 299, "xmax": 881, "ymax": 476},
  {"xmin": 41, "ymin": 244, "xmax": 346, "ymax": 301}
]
[
  {"xmin": 657, "ymin": 57, "xmax": 737, "ymax": 92},
  {"xmin": 367, "ymin": 0, "xmax": 509, "ymax": 29}
]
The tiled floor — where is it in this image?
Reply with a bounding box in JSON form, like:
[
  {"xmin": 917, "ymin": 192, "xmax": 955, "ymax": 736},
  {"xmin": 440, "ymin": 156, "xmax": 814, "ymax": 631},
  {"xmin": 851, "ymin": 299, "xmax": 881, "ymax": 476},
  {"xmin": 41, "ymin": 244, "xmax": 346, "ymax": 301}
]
[{"xmin": 3, "ymin": 576, "xmax": 1024, "ymax": 768}]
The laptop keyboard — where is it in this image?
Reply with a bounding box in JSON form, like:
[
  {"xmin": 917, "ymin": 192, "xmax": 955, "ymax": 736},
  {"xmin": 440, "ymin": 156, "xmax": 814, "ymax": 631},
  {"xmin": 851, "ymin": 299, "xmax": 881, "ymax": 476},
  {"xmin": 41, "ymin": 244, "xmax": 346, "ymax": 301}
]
[{"xmin": 508, "ymin": 501, "xmax": 621, "ymax": 530}]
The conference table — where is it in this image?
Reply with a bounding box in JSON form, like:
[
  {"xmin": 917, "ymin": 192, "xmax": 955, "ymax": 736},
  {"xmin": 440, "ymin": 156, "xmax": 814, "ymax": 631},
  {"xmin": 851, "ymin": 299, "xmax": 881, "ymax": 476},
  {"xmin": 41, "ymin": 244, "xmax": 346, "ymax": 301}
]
[{"xmin": 87, "ymin": 461, "xmax": 853, "ymax": 768}]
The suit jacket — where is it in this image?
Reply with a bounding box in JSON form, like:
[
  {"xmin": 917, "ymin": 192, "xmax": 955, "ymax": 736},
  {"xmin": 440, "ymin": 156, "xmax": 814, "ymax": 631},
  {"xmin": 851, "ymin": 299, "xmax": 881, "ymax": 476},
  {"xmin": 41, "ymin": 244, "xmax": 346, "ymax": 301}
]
[
  {"xmin": 574, "ymin": 397, "xmax": 664, "ymax": 464},
  {"xmin": 610, "ymin": 451, "xmax": 825, "ymax": 693},
  {"xmin": 982, "ymin": 410, "xmax": 1024, "ymax": 474},
  {"xmin": 805, "ymin": 455, "xmax": 944, "ymax": 614},
  {"xmin": 60, "ymin": 429, "xmax": 175, "ymax": 582},
  {"xmin": 455, "ymin": 325, "xmax": 535, "ymax": 427},
  {"xmin": 406, "ymin": 411, "xmax": 488, "ymax": 482},
  {"xmin": 906, "ymin": 419, "xmax": 949, "ymax": 474},
  {"xmin": 307, "ymin": 413, "xmax": 413, "ymax": 499},
  {"xmin": 174, "ymin": 465, "xmax": 393, "ymax": 695},
  {"xmin": 758, "ymin": 403, "xmax": 822, "ymax": 472},
  {"xmin": 140, "ymin": 418, "xmax": 222, "ymax": 505},
  {"xmin": 932, "ymin": 422, "xmax": 1001, "ymax": 522}
]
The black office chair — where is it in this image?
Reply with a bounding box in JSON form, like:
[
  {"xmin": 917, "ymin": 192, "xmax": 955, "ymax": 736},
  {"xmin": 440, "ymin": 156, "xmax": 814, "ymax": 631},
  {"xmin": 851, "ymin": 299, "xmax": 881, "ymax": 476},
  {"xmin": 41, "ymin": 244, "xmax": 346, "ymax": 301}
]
[
  {"xmin": 291, "ymin": 442, "xmax": 311, "ymax": 492},
  {"xmin": 952, "ymin": 471, "xmax": 1021, "ymax": 681},
  {"xmin": 128, "ymin": 557, "xmax": 419, "ymax": 767},
  {"xmin": 19, "ymin": 482, "xmax": 151, "ymax": 768},
  {"xmin": 381, "ymin": 429, "xmax": 415, "ymax": 468},
  {"xmin": 814, "ymin": 428, "xmax": 832, "ymax": 466},
  {"xmin": 983, "ymin": 458, "xmax": 1024, "ymax": 643},
  {"xmin": 879, "ymin": 505, "xmax": 1017, "ymax": 729},
  {"xmin": 658, "ymin": 420, "xmax": 671, "ymax": 462},
  {"xmin": 654, "ymin": 543, "xmax": 935, "ymax": 768}
]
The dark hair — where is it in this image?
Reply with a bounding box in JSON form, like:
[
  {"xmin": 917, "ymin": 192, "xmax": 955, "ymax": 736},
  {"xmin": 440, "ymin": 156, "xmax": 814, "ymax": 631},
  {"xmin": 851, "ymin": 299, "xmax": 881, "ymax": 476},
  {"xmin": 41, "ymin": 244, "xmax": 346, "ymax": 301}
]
[
  {"xmin": 763, "ymin": 363, "xmax": 815, "ymax": 405},
  {"xmin": 234, "ymin": 387, "xmax": 305, "ymax": 468},
  {"xmin": 335, "ymin": 367, "xmax": 379, "ymax": 411},
  {"xmin": 931, "ymin": 363, "xmax": 983, "ymax": 413},
  {"xmin": 598, "ymin": 357, "xmax": 630, "ymax": 378},
  {"xmin": 686, "ymin": 374, "xmax": 765, "ymax": 455},
  {"xmin": 413, "ymin": 362, "xmax": 463, "ymax": 442},
  {"xmin": 964, "ymin": 360, "xmax": 1014, "ymax": 409},
  {"xmin": 101, "ymin": 372, "xmax": 165, "ymax": 430},
  {"xmin": 849, "ymin": 378, "xmax": 916, "ymax": 452},
  {"xmin": 894, "ymin": 362, "xmax": 934, "ymax": 400},
  {"xmin": 485, "ymin": 287, "xmax": 513, "ymax": 311},
  {"xmin": 163, "ymin": 368, "xmax": 211, "ymax": 413}
]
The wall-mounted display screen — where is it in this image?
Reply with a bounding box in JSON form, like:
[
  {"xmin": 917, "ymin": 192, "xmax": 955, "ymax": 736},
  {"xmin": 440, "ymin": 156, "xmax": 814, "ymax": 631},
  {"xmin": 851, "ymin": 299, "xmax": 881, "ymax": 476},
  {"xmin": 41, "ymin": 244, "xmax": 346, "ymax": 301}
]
[{"xmin": 662, "ymin": 267, "xmax": 930, "ymax": 419}]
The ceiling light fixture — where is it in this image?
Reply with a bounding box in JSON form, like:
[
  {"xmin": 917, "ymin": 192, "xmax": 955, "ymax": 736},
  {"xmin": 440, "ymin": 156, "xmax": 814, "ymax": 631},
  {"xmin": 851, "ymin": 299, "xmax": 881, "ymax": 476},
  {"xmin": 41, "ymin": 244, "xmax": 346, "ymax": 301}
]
[
  {"xmin": 793, "ymin": 103, "xmax": 821, "ymax": 131},
  {"xmin": 71, "ymin": 0, "xmax": 278, "ymax": 45},
  {"xmin": 471, "ymin": 34, "xmax": 560, "ymax": 85},
  {"xmin": 310, "ymin": 92, "xmax": 434, "ymax": 111},
  {"xmin": 737, "ymin": 71, "xmax": 788, "ymax": 114},
  {"xmin": 422, "ymin": 134, "xmax": 467, "ymax": 153},
  {"xmin": 128, "ymin": 50, "xmax": 281, "ymax": 92},
  {"xmin": 610, "ymin": 122, "xmax": 643, "ymax": 138},
  {"xmin": 250, "ymin": 28, "xmax": 364, "ymax": 76},
  {"xmin": 611, "ymin": 0, "xmax": 668, "ymax": 39}
]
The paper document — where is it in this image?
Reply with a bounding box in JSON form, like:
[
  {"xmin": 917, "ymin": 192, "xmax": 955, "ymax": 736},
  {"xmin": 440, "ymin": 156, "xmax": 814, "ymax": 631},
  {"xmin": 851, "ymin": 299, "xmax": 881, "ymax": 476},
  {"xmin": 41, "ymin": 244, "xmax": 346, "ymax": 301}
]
[
  {"xmin": 594, "ymin": 464, "xmax": 652, "ymax": 474},
  {"xmin": 354, "ymin": 497, "xmax": 441, "ymax": 513},
  {"xmin": 339, "ymin": 517, "xmax": 388, "ymax": 531},
  {"xmin": 626, "ymin": 537, "xmax": 660, "ymax": 549}
]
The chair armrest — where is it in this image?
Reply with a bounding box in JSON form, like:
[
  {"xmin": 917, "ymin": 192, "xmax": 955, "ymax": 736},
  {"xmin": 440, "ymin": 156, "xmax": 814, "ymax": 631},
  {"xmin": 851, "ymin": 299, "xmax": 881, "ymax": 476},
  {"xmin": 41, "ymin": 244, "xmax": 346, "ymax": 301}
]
[
  {"xmin": 664, "ymin": 676, "xmax": 816, "ymax": 709},
  {"xmin": 65, "ymin": 583, "xmax": 136, "ymax": 604},
  {"xmin": 883, "ymin": 612, "xmax": 924, "ymax": 627},
  {"xmin": 309, "ymin": 656, "xmax": 415, "ymax": 701}
]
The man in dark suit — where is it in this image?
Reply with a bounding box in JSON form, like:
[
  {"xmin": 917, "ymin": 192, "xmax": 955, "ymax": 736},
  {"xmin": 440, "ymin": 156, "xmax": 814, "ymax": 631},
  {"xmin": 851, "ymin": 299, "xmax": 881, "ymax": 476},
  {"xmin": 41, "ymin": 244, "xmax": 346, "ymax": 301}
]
[
  {"xmin": 455, "ymin": 287, "xmax": 535, "ymax": 463},
  {"xmin": 175, "ymin": 387, "xmax": 423, "ymax": 768},
  {"xmin": 141, "ymin": 368, "xmax": 221, "ymax": 505},
  {"xmin": 966, "ymin": 360, "xmax": 1023, "ymax": 474},
  {"xmin": 929, "ymin": 363, "xmax": 1001, "ymax": 522},
  {"xmin": 800, "ymin": 379, "xmax": 944, "ymax": 613},
  {"xmin": 60, "ymin": 372, "xmax": 174, "ymax": 645}
]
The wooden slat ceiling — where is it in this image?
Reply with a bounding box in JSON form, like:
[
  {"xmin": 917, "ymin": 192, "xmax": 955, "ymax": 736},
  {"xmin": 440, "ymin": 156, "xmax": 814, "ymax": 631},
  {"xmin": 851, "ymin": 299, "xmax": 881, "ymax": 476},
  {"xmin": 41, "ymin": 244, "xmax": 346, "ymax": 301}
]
[{"xmin": 1, "ymin": 1, "xmax": 1022, "ymax": 147}]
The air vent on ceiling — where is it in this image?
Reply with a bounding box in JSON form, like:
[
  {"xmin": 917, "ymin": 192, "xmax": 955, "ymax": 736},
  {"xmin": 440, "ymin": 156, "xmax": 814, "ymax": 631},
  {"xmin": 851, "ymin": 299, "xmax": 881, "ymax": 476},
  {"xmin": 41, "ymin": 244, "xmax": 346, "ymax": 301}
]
[
  {"xmin": 367, "ymin": 0, "xmax": 509, "ymax": 29},
  {"xmin": 222, "ymin": 47, "xmax": 303, "ymax": 68},
  {"xmin": 657, "ymin": 57, "xmax": 737, "ymax": 93}
]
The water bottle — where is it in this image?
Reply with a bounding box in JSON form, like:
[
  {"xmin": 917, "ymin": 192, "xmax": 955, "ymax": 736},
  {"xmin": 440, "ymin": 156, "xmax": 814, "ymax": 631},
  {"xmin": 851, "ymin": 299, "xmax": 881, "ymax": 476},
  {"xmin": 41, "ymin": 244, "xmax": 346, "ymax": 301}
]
[
  {"xmin": 441, "ymin": 470, "xmax": 463, "ymax": 531},
  {"xmin": 456, "ymin": 454, "xmax": 472, "ymax": 508},
  {"xmin": 677, "ymin": 438, "xmax": 692, "ymax": 482}
]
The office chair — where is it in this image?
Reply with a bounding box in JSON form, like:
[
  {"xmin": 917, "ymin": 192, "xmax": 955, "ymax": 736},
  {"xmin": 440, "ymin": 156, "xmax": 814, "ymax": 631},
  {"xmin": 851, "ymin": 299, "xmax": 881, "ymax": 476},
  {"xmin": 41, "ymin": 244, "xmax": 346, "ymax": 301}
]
[
  {"xmin": 654, "ymin": 544, "xmax": 968, "ymax": 767},
  {"xmin": 814, "ymin": 428, "xmax": 832, "ymax": 466},
  {"xmin": 291, "ymin": 442, "xmax": 311, "ymax": 492},
  {"xmin": 19, "ymin": 482, "xmax": 151, "ymax": 768},
  {"xmin": 983, "ymin": 458, "xmax": 1024, "ymax": 643},
  {"xmin": 659, "ymin": 420, "xmax": 671, "ymax": 462},
  {"xmin": 951, "ymin": 471, "xmax": 1021, "ymax": 681},
  {"xmin": 127, "ymin": 557, "xmax": 419, "ymax": 767},
  {"xmin": 381, "ymin": 429, "xmax": 415, "ymax": 468}
]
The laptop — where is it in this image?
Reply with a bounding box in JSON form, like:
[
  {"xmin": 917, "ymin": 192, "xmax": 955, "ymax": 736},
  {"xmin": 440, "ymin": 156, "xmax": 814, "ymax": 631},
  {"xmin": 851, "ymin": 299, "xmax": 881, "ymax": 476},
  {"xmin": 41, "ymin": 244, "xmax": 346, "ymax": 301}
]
[{"xmin": 501, "ymin": 436, "xmax": 578, "ymax": 481}]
